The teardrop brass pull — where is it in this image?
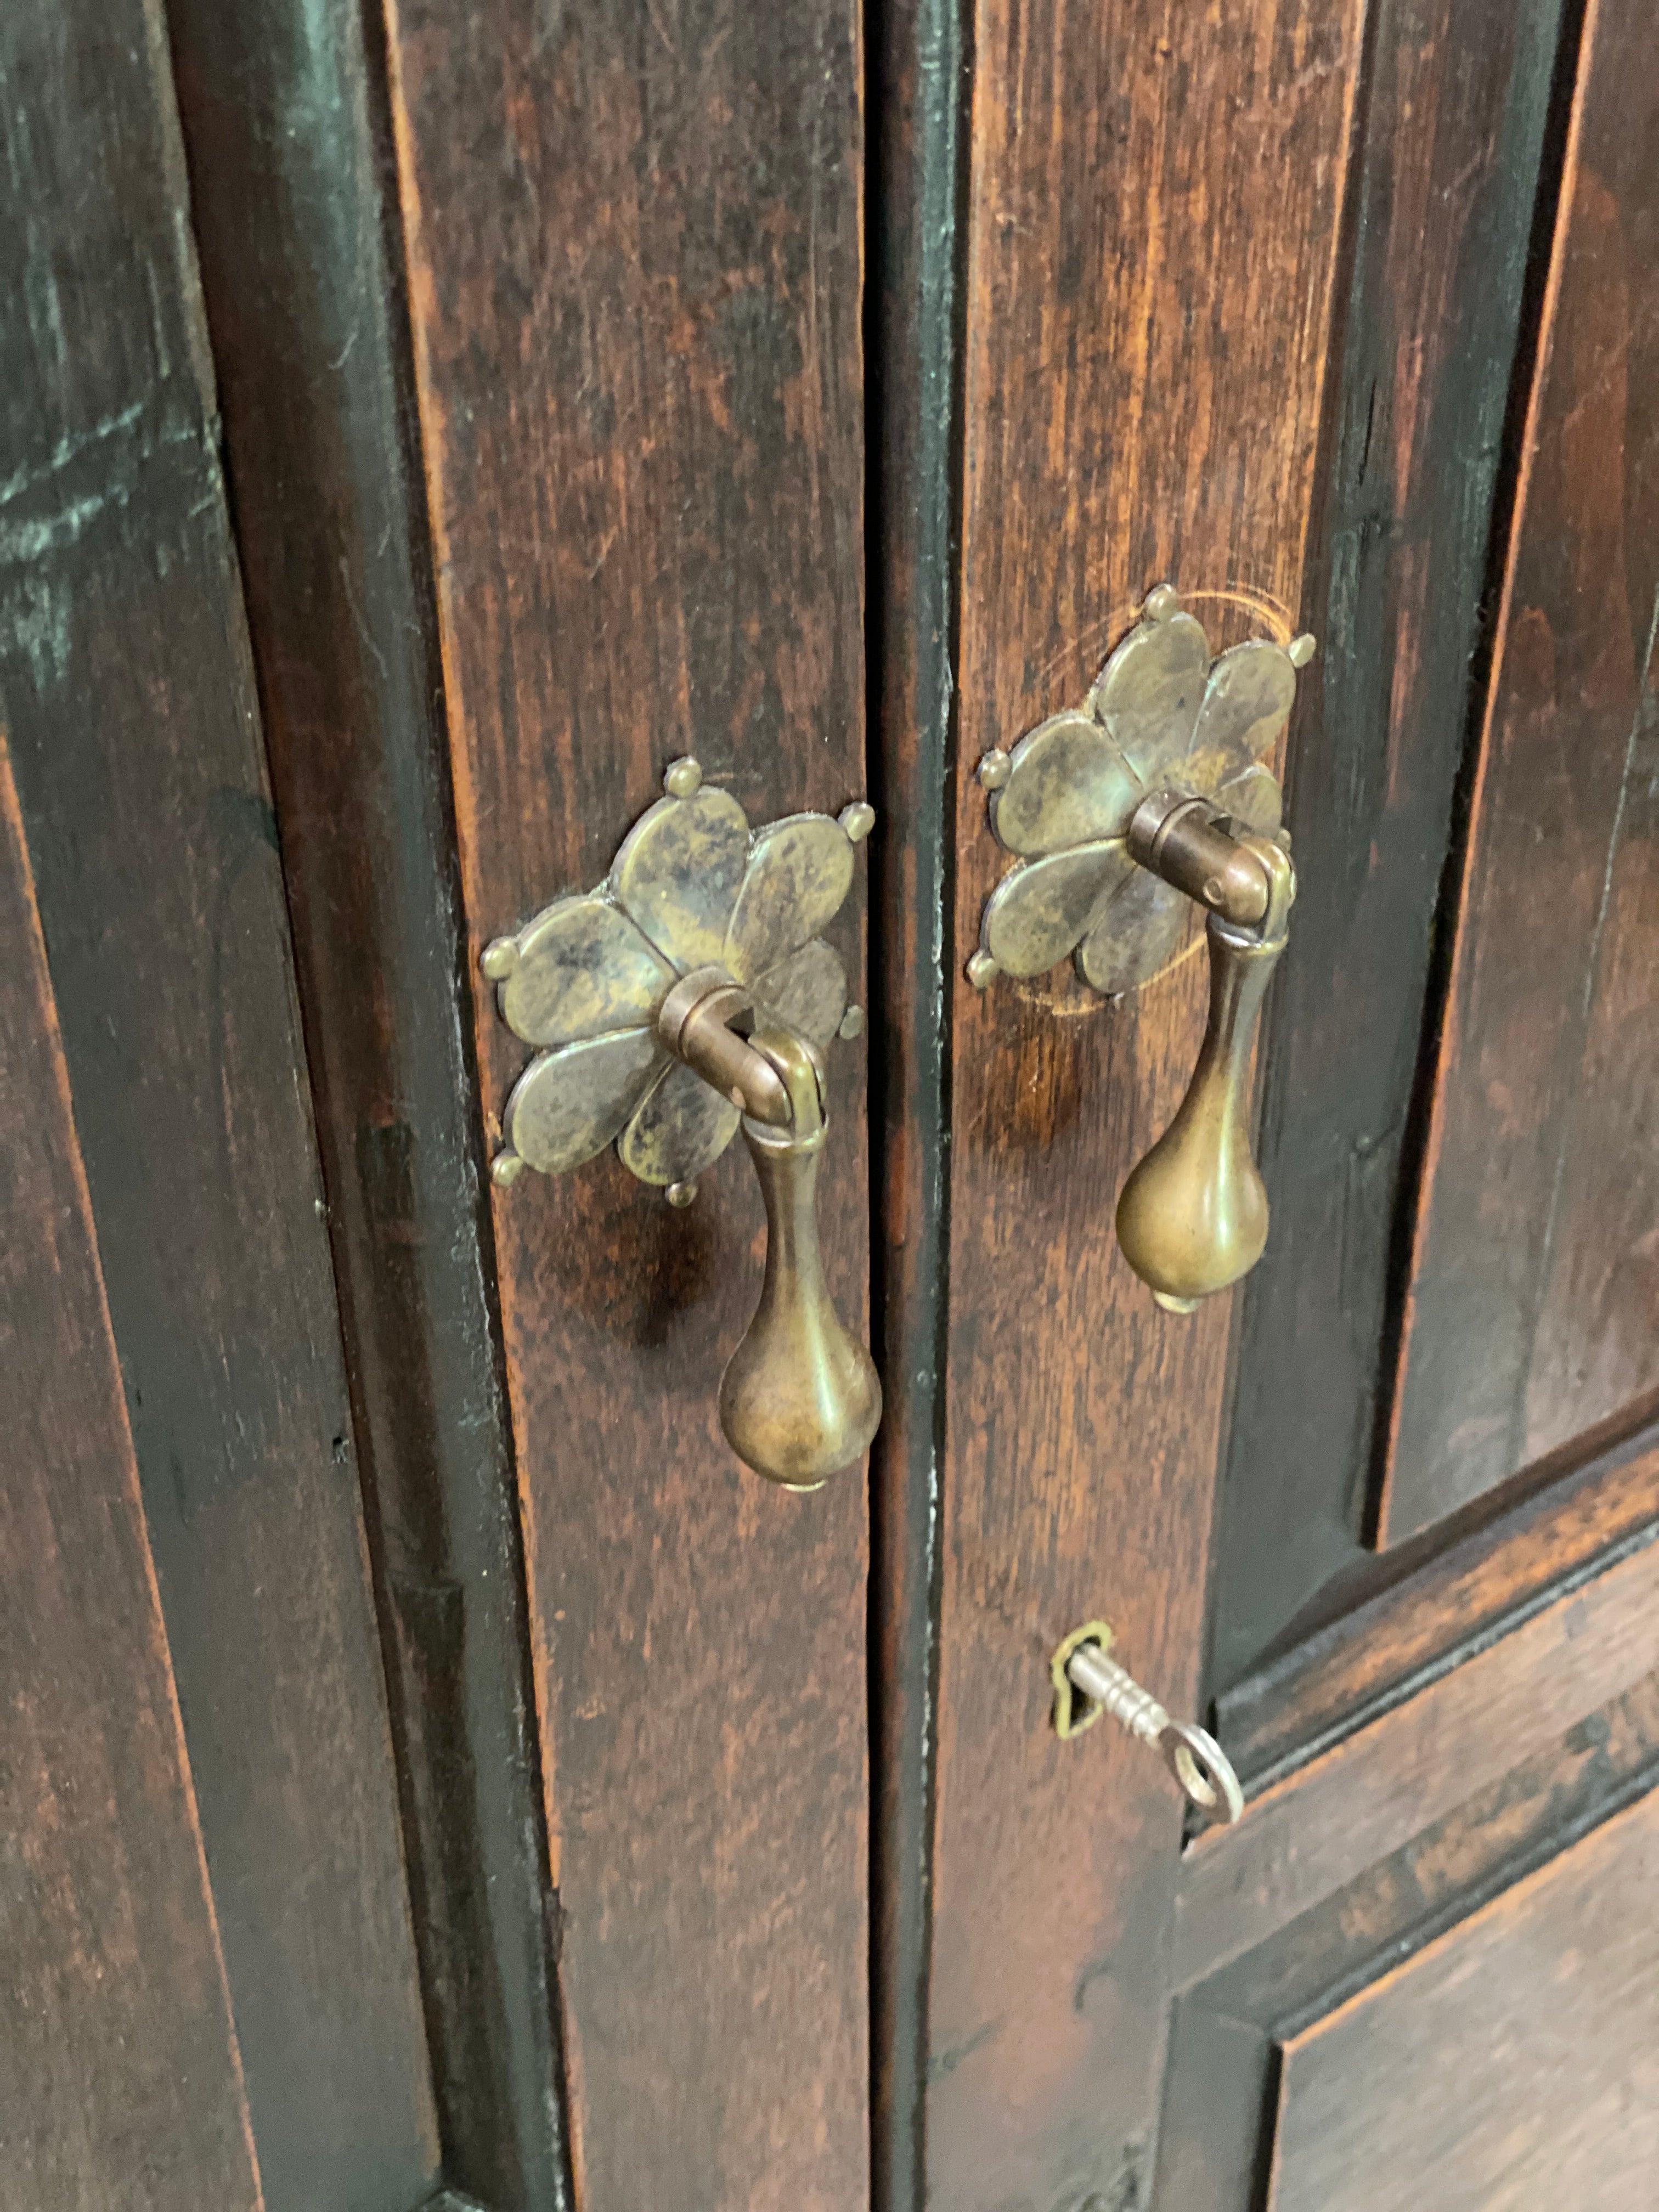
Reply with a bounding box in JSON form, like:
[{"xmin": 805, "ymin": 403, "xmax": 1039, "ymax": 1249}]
[
  {"xmin": 967, "ymin": 584, "xmax": 1314, "ymax": 1309},
  {"xmin": 479, "ymin": 757, "xmax": 880, "ymax": 1485},
  {"xmin": 717, "ymin": 1028, "xmax": 882, "ymax": 1490},
  {"xmin": 1114, "ymin": 794, "xmax": 1295, "ymax": 1311}
]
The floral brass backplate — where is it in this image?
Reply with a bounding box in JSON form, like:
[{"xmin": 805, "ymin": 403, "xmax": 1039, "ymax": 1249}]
[
  {"xmin": 480, "ymin": 758, "xmax": 873, "ymax": 1193},
  {"xmin": 970, "ymin": 585, "xmax": 1313, "ymax": 996}
]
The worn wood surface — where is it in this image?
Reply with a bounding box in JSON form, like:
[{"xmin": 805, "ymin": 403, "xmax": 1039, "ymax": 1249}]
[
  {"xmin": 0, "ymin": 8, "xmax": 436, "ymax": 2201},
  {"xmin": 1211, "ymin": 0, "xmax": 1566, "ymax": 1686},
  {"xmin": 930, "ymin": 4, "xmax": 1366, "ymax": 2201},
  {"xmin": 1220, "ymin": 1425, "xmax": 1659, "ymax": 1785},
  {"xmin": 380, "ymin": 1, "xmax": 872, "ymax": 2201},
  {"xmin": 1175, "ymin": 1528, "xmax": 1659, "ymax": 1987},
  {"xmin": 1156, "ymin": 1667, "xmax": 1659, "ymax": 2211},
  {"xmin": 1269, "ymin": 1781, "xmax": 1659, "ymax": 2209},
  {"xmin": 1384, "ymin": 0, "xmax": 1659, "ymax": 1542},
  {"xmin": 867, "ymin": 3, "xmax": 967, "ymax": 2207},
  {"xmin": 165, "ymin": 3, "xmax": 570, "ymax": 2200},
  {"xmin": 0, "ymin": 744, "xmax": 261, "ymax": 2210}
]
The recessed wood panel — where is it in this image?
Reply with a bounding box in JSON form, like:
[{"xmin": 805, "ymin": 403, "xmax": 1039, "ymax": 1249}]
[
  {"xmin": 1269, "ymin": 1786, "xmax": 1659, "ymax": 2210},
  {"xmin": 1212, "ymin": 0, "xmax": 1566, "ymax": 1682},
  {"xmin": 380, "ymin": 2, "xmax": 872, "ymax": 2201},
  {"xmin": 0, "ymin": 746, "xmax": 260, "ymax": 2211},
  {"xmin": 931, "ymin": 2, "xmax": 1367, "ymax": 2199},
  {"xmin": 1176, "ymin": 1531, "xmax": 1659, "ymax": 1988},
  {"xmin": 1385, "ymin": 0, "xmax": 1659, "ymax": 1542}
]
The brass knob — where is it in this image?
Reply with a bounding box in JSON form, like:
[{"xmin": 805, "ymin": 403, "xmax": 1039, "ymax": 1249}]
[
  {"xmin": 1114, "ymin": 810, "xmax": 1295, "ymax": 1311},
  {"xmin": 716, "ymin": 1029, "xmax": 882, "ymax": 1490}
]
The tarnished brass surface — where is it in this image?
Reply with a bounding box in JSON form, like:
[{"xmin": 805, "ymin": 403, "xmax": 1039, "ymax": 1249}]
[
  {"xmin": 1126, "ymin": 789, "xmax": 1271, "ymax": 926},
  {"xmin": 1115, "ymin": 834, "xmax": 1294, "ymax": 1305},
  {"xmin": 484, "ymin": 756, "xmax": 865, "ymax": 1190},
  {"xmin": 969, "ymin": 585, "xmax": 1310, "ymax": 995},
  {"xmin": 970, "ymin": 586, "xmax": 1313, "ymax": 1305},
  {"xmin": 717, "ymin": 1030, "xmax": 883, "ymax": 1489},
  {"xmin": 482, "ymin": 758, "xmax": 880, "ymax": 1483}
]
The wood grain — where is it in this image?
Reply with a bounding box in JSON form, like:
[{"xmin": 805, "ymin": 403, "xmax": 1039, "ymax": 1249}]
[
  {"xmin": 0, "ymin": 8, "xmax": 437, "ymax": 2200},
  {"xmin": 165, "ymin": 3, "xmax": 571, "ymax": 2198},
  {"xmin": 1384, "ymin": 0, "xmax": 1659, "ymax": 1541},
  {"xmin": 0, "ymin": 743, "xmax": 261, "ymax": 2210},
  {"xmin": 1211, "ymin": 0, "xmax": 1567, "ymax": 1685},
  {"xmin": 1219, "ymin": 1425, "xmax": 1659, "ymax": 1785},
  {"xmin": 1268, "ymin": 1782, "xmax": 1659, "ymax": 2210},
  {"xmin": 1157, "ymin": 1668, "xmax": 1659, "ymax": 2211},
  {"xmin": 380, "ymin": 2, "xmax": 872, "ymax": 2202},
  {"xmin": 1175, "ymin": 1531, "xmax": 1659, "ymax": 1987},
  {"xmin": 930, "ymin": 3, "xmax": 1367, "ymax": 2201}
]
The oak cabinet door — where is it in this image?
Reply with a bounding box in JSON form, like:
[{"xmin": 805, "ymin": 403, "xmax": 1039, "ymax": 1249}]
[{"xmin": 6, "ymin": 2, "xmax": 1655, "ymax": 2208}]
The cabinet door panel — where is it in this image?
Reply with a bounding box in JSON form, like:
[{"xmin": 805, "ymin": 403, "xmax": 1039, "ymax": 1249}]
[
  {"xmin": 1270, "ymin": 1788, "xmax": 1659, "ymax": 2211},
  {"xmin": 1384, "ymin": 0, "xmax": 1659, "ymax": 1541},
  {"xmin": 928, "ymin": 3, "xmax": 1367, "ymax": 2202},
  {"xmin": 379, "ymin": 3, "xmax": 872, "ymax": 2201},
  {"xmin": 0, "ymin": 749, "xmax": 260, "ymax": 2212}
]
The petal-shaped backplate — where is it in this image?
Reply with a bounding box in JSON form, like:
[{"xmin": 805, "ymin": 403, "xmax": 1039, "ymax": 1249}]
[
  {"xmin": 1184, "ymin": 638, "xmax": 1296, "ymax": 794},
  {"xmin": 611, "ymin": 785, "xmax": 752, "ymax": 972},
  {"xmin": 1212, "ymin": 759, "xmax": 1284, "ymax": 836},
  {"xmin": 503, "ymin": 1029, "xmax": 665, "ymax": 1176},
  {"xmin": 981, "ymin": 840, "xmax": 1135, "ymax": 978},
  {"xmin": 1077, "ymin": 869, "xmax": 1194, "ymax": 996},
  {"xmin": 991, "ymin": 712, "xmax": 1142, "ymax": 856},
  {"xmin": 1091, "ymin": 606, "xmax": 1211, "ymax": 786},
  {"xmin": 617, "ymin": 1058, "xmax": 743, "ymax": 1186},
  {"xmin": 753, "ymin": 938, "xmax": 847, "ymax": 1047},
  {"xmin": 724, "ymin": 814, "xmax": 855, "ymax": 984},
  {"xmin": 498, "ymin": 895, "xmax": 675, "ymax": 1047}
]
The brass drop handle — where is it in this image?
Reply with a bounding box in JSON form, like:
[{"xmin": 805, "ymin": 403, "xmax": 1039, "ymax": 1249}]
[
  {"xmin": 659, "ymin": 971, "xmax": 882, "ymax": 1489},
  {"xmin": 479, "ymin": 756, "xmax": 881, "ymax": 1489},
  {"xmin": 1113, "ymin": 791, "xmax": 1296, "ymax": 1312},
  {"xmin": 1052, "ymin": 1620, "xmax": 1243, "ymax": 1829},
  {"xmin": 967, "ymin": 585, "xmax": 1314, "ymax": 1312}
]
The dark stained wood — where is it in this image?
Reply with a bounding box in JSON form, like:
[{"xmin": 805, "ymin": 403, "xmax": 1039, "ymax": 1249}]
[
  {"xmin": 930, "ymin": 3, "xmax": 1368, "ymax": 2199},
  {"xmin": 867, "ymin": 2, "xmax": 968, "ymax": 2205},
  {"xmin": 1268, "ymin": 1783, "xmax": 1659, "ymax": 2208},
  {"xmin": 1384, "ymin": 0, "xmax": 1659, "ymax": 1542},
  {"xmin": 379, "ymin": 1, "xmax": 872, "ymax": 2200},
  {"xmin": 1175, "ymin": 1530, "xmax": 1659, "ymax": 1987},
  {"xmin": 0, "ymin": 743, "xmax": 261, "ymax": 2210},
  {"xmin": 1211, "ymin": 0, "xmax": 1568, "ymax": 1687},
  {"xmin": 1219, "ymin": 1425, "xmax": 1659, "ymax": 1785},
  {"xmin": 1156, "ymin": 1667, "xmax": 1659, "ymax": 2210},
  {"xmin": 0, "ymin": 8, "xmax": 436, "ymax": 2201},
  {"xmin": 164, "ymin": 4, "xmax": 571, "ymax": 2199}
]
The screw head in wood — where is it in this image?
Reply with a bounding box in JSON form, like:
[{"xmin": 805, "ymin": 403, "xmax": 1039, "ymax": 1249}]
[
  {"xmin": 1288, "ymin": 631, "xmax": 1317, "ymax": 668},
  {"xmin": 490, "ymin": 1148, "xmax": 524, "ymax": 1188},
  {"xmin": 978, "ymin": 749, "xmax": 1012, "ymax": 791},
  {"xmin": 664, "ymin": 756, "xmax": 703, "ymax": 799},
  {"xmin": 481, "ymin": 936, "xmax": 521, "ymax": 980},
  {"xmin": 967, "ymin": 950, "xmax": 999, "ymax": 990},
  {"xmin": 667, "ymin": 1180, "xmax": 698, "ymax": 1207},
  {"xmin": 838, "ymin": 1006, "xmax": 865, "ymax": 1040},
  {"xmin": 839, "ymin": 800, "xmax": 876, "ymax": 843}
]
